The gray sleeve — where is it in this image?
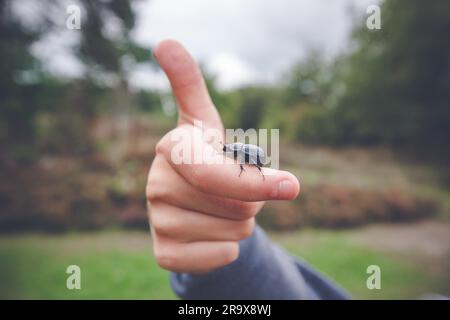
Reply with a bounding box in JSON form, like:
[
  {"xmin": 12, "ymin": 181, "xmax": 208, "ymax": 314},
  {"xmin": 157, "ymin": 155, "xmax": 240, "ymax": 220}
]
[{"xmin": 170, "ymin": 225, "xmax": 350, "ymax": 300}]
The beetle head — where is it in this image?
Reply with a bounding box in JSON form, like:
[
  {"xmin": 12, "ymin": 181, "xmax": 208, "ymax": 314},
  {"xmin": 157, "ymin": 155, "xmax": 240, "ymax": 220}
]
[{"xmin": 219, "ymin": 141, "xmax": 227, "ymax": 152}]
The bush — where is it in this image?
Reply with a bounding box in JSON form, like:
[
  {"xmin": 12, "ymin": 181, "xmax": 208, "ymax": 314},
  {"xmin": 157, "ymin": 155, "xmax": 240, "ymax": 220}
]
[
  {"xmin": 0, "ymin": 156, "xmax": 114, "ymax": 232},
  {"xmin": 295, "ymin": 107, "xmax": 336, "ymax": 144},
  {"xmin": 118, "ymin": 204, "xmax": 148, "ymax": 230},
  {"xmin": 259, "ymin": 184, "xmax": 438, "ymax": 230}
]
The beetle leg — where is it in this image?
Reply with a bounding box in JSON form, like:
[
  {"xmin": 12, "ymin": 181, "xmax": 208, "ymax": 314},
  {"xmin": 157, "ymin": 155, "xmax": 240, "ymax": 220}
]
[
  {"xmin": 239, "ymin": 164, "xmax": 245, "ymax": 177},
  {"xmin": 255, "ymin": 165, "xmax": 265, "ymax": 181}
]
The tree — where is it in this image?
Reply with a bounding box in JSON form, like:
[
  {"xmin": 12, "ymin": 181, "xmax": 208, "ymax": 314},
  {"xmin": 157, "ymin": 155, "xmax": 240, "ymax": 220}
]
[
  {"xmin": 335, "ymin": 0, "xmax": 450, "ymax": 157},
  {"xmin": 282, "ymin": 52, "xmax": 335, "ymax": 108},
  {"xmin": 0, "ymin": 0, "xmax": 151, "ymax": 160}
]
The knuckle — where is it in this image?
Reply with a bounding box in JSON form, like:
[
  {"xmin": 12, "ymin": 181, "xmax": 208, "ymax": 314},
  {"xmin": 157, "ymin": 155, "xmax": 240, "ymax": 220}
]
[
  {"xmin": 145, "ymin": 171, "xmax": 158, "ymax": 201},
  {"xmin": 236, "ymin": 218, "xmax": 255, "ymax": 240},
  {"xmin": 189, "ymin": 165, "xmax": 207, "ymax": 189},
  {"xmin": 222, "ymin": 243, "xmax": 239, "ymax": 265},
  {"xmin": 146, "ymin": 186, "xmax": 159, "ymax": 203},
  {"xmin": 145, "ymin": 184, "xmax": 152, "ymax": 200},
  {"xmin": 155, "ymin": 139, "xmax": 166, "ymax": 156},
  {"xmin": 154, "ymin": 243, "xmax": 178, "ymax": 271},
  {"xmin": 237, "ymin": 201, "xmax": 258, "ymax": 219},
  {"xmin": 150, "ymin": 215, "xmax": 165, "ymax": 235},
  {"xmin": 146, "ymin": 180, "xmax": 169, "ymax": 203},
  {"xmin": 151, "ymin": 212, "xmax": 178, "ymax": 237}
]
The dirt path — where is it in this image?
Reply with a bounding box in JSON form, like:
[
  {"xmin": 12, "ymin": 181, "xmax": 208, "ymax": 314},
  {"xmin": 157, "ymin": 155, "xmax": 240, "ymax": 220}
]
[{"xmin": 348, "ymin": 220, "xmax": 450, "ymax": 276}]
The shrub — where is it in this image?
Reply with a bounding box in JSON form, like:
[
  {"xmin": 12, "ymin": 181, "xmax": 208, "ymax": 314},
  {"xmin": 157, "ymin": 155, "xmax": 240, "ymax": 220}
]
[{"xmin": 258, "ymin": 184, "xmax": 438, "ymax": 230}]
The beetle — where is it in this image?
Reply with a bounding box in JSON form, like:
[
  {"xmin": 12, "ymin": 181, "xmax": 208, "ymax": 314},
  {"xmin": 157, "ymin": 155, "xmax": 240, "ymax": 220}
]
[{"xmin": 222, "ymin": 142, "xmax": 266, "ymax": 180}]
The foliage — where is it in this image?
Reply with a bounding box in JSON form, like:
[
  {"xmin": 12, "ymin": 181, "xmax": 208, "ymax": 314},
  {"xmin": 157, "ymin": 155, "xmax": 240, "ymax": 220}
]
[
  {"xmin": 282, "ymin": 52, "xmax": 337, "ymax": 108},
  {"xmin": 0, "ymin": 0, "xmax": 151, "ymax": 161},
  {"xmin": 135, "ymin": 90, "xmax": 161, "ymax": 113},
  {"xmin": 220, "ymin": 0, "xmax": 450, "ymax": 162},
  {"xmin": 330, "ymin": 0, "xmax": 450, "ymax": 157},
  {"xmin": 259, "ymin": 185, "xmax": 438, "ymax": 230},
  {"xmin": 1, "ymin": 0, "xmax": 449, "ymax": 233}
]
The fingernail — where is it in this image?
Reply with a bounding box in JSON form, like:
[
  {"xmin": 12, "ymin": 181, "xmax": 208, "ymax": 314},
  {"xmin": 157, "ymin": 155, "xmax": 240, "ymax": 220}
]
[{"xmin": 273, "ymin": 180, "xmax": 296, "ymax": 199}]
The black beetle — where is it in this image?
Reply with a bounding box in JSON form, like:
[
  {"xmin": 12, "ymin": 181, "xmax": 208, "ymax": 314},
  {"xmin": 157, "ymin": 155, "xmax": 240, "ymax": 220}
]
[{"xmin": 222, "ymin": 142, "xmax": 266, "ymax": 180}]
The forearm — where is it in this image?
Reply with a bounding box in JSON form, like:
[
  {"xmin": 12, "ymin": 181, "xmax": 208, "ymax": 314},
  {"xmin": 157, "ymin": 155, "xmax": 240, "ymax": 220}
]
[{"xmin": 170, "ymin": 225, "xmax": 349, "ymax": 300}]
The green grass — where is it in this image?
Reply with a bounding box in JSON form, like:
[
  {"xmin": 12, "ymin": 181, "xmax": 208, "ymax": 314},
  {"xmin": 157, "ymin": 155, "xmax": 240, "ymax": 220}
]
[
  {"xmin": 0, "ymin": 230, "xmax": 441, "ymax": 299},
  {"xmin": 0, "ymin": 232, "xmax": 175, "ymax": 299},
  {"xmin": 271, "ymin": 231, "xmax": 430, "ymax": 299}
]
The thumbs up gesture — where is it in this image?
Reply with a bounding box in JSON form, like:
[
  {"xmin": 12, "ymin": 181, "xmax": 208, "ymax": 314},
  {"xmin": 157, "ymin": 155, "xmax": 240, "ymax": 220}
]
[{"xmin": 146, "ymin": 40, "xmax": 300, "ymax": 273}]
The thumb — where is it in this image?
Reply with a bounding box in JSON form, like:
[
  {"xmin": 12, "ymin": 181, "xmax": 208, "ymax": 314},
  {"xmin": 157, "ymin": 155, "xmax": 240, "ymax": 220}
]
[{"xmin": 154, "ymin": 39, "xmax": 223, "ymax": 130}]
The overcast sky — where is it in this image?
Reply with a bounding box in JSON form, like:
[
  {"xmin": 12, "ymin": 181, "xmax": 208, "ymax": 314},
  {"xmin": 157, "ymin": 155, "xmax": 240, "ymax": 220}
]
[
  {"xmin": 25, "ymin": 0, "xmax": 379, "ymax": 90},
  {"xmin": 131, "ymin": 0, "xmax": 378, "ymax": 90}
]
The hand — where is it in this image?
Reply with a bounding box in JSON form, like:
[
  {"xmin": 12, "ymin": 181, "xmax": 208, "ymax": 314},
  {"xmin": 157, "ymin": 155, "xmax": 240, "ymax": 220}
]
[{"xmin": 146, "ymin": 40, "xmax": 300, "ymax": 273}]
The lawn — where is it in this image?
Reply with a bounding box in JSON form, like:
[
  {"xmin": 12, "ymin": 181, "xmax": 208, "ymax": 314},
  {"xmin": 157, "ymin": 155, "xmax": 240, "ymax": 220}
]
[
  {"xmin": 0, "ymin": 232, "xmax": 175, "ymax": 299},
  {"xmin": 271, "ymin": 230, "xmax": 432, "ymax": 299},
  {"xmin": 0, "ymin": 227, "xmax": 446, "ymax": 299}
]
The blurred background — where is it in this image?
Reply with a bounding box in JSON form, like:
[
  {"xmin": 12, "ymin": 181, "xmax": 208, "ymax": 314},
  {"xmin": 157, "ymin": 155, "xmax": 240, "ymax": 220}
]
[{"xmin": 1, "ymin": 0, "xmax": 449, "ymax": 299}]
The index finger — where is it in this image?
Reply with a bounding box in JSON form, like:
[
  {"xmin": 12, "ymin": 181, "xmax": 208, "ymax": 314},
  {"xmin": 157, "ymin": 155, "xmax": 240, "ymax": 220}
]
[{"xmin": 157, "ymin": 126, "xmax": 300, "ymax": 202}]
